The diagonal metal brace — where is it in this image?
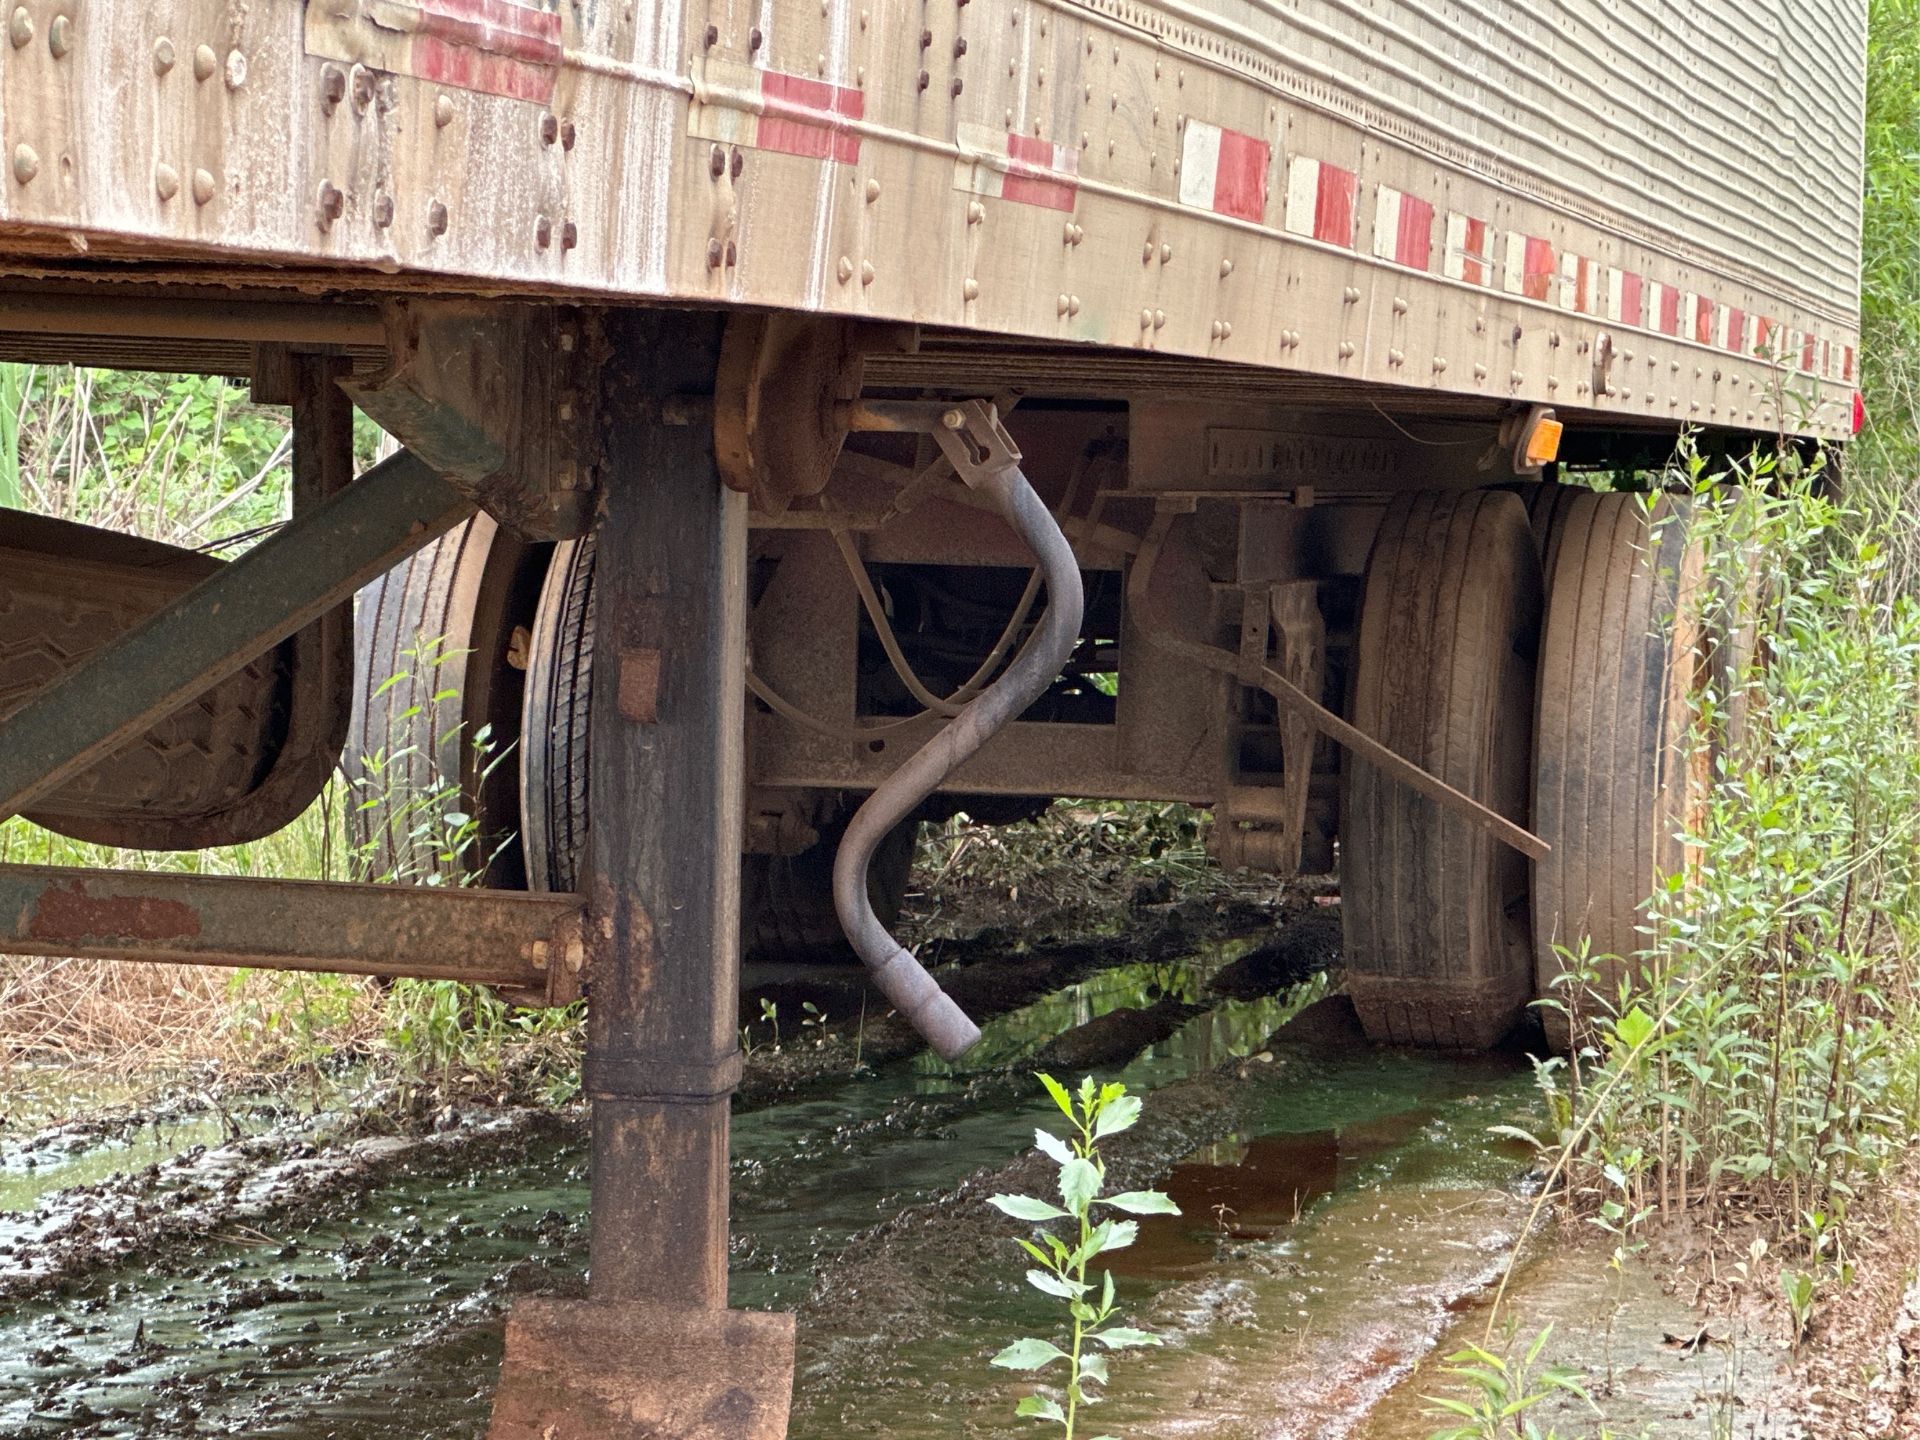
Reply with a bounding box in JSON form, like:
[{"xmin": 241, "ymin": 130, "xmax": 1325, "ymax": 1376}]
[{"xmin": 0, "ymin": 450, "xmax": 474, "ymax": 824}]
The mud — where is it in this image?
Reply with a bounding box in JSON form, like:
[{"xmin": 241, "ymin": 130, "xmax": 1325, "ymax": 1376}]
[{"xmin": 1206, "ymin": 907, "xmax": 1341, "ymax": 1000}]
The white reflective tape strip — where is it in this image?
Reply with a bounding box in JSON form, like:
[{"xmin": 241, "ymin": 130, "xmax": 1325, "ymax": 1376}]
[
  {"xmin": 1282, "ymin": 156, "xmax": 1320, "ymax": 237},
  {"xmin": 1179, "ymin": 120, "xmax": 1222, "ymax": 212},
  {"xmin": 1371, "ymin": 185, "xmax": 1402, "ymax": 262},
  {"xmin": 1502, "ymin": 232, "xmax": 1527, "ymax": 295}
]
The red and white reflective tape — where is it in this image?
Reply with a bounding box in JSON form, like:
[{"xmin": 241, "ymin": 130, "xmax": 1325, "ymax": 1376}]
[
  {"xmin": 1606, "ymin": 268, "xmax": 1645, "ymax": 328},
  {"xmin": 1558, "ymin": 253, "xmax": 1602, "ymax": 316},
  {"xmin": 1443, "ymin": 213, "xmax": 1493, "ymax": 285},
  {"xmin": 1179, "ymin": 120, "xmax": 1269, "ymax": 223},
  {"xmin": 316, "ymin": 0, "xmax": 562, "ymax": 103},
  {"xmin": 1370, "ymin": 185, "xmax": 1434, "ymax": 271},
  {"xmin": 691, "ymin": 60, "xmax": 863, "ymax": 163},
  {"xmin": 1502, "ymin": 234, "xmax": 1556, "ymax": 302},
  {"xmin": 1282, "ymin": 157, "xmax": 1357, "ymax": 247},
  {"xmin": 955, "ymin": 124, "xmax": 1079, "ymax": 211}
]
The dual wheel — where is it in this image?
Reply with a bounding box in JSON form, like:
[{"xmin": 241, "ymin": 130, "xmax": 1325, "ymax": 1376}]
[
  {"xmin": 346, "ymin": 528, "xmax": 915, "ymax": 962},
  {"xmin": 1340, "ymin": 486, "xmax": 1702, "ymax": 1049}
]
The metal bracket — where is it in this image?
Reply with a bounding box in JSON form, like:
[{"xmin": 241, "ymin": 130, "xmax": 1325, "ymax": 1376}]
[{"xmin": 343, "ymin": 300, "xmax": 600, "ymax": 540}]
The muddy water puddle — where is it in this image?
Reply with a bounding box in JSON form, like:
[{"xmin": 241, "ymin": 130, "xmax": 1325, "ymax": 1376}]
[{"xmin": 0, "ymin": 925, "xmax": 1627, "ymax": 1440}]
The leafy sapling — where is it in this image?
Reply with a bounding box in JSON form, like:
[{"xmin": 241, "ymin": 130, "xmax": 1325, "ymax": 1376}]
[{"xmin": 988, "ymin": 1074, "xmax": 1181, "ymax": 1439}]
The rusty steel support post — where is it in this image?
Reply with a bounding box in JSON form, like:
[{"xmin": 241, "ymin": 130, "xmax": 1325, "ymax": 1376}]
[
  {"xmin": 488, "ymin": 313, "xmax": 793, "ymax": 1440},
  {"xmin": 582, "ymin": 312, "xmax": 747, "ymax": 1305}
]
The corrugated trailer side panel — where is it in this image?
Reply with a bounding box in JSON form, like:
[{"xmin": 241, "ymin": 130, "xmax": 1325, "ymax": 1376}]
[{"xmin": 0, "ymin": 0, "xmax": 1861, "ymax": 435}]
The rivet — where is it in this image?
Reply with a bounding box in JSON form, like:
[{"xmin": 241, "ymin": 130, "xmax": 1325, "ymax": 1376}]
[
  {"xmin": 1548, "ymin": 331, "xmax": 1561, "ymax": 348},
  {"xmin": 7, "ymin": 8, "xmax": 28, "ymax": 49},
  {"xmin": 1391, "ymin": 296, "xmax": 1408, "ymax": 316},
  {"xmin": 321, "ymin": 64, "xmax": 346, "ymax": 113},
  {"xmin": 1388, "ymin": 348, "xmax": 1405, "ymax": 366},
  {"xmin": 535, "ymin": 214, "xmax": 552, "ymax": 249},
  {"xmin": 561, "ymin": 119, "xmax": 577, "ymax": 150},
  {"xmin": 153, "ymin": 35, "xmax": 175, "ymax": 73},
  {"xmin": 11, "ymin": 143, "xmax": 37, "ymax": 184},
  {"xmin": 1140, "ymin": 309, "xmax": 1153, "ymax": 330},
  {"xmin": 1511, "ymin": 324, "xmax": 1523, "ymax": 343},
  {"xmin": 1152, "ymin": 309, "xmax": 1166, "ymax": 329},
  {"xmin": 1211, "ymin": 321, "xmax": 1223, "ymax": 340},
  {"xmin": 918, "ymin": 70, "xmax": 930, "ymax": 91},
  {"xmin": 1160, "ymin": 243, "xmax": 1172, "ymax": 263},
  {"xmin": 155, "ymin": 164, "xmax": 181, "ymax": 202},
  {"xmin": 1219, "ymin": 258, "xmax": 1233, "ymax": 278},
  {"xmin": 860, "ymin": 260, "xmax": 875, "ymax": 285},
  {"xmin": 1068, "ymin": 295, "xmax": 1080, "ymax": 316},
  {"xmin": 225, "ymin": 48, "xmax": 247, "ymax": 88},
  {"xmin": 350, "ymin": 64, "xmax": 374, "ymax": 110},
  {"xmin": 1473, "ymin": 363, "xmax": 1489, "ymax": 380},
  {"xmin": 1141, "ymin": 241, "xmax": 1153, "ymax": 264},
  {"xmin": 316, "ymin": 179, "xmax": 343, "ymax": 225},
  {"xmin": 707, "ymin": 237, "xmax": 724, "ymax": 268},
  {"xmin": 967, "ymin": 201, "xmax": 984, "ymax": 225},
  {"xmin": 704, "ymin": 23, "xmax": 718, "ymax": 47},
  {"xmin": 1338, "ymin": 341, "xmax": 1356, "ymax": 359},
  {"xmin": 1433, "ymin": 357, "xmax": 1447, "ymax": 373},
  {"xmin": 194, "ymin": 43, "xmax": 216, "ymax": 81},
  {"xmin": 709, "ymin": 144, "xmax": 726, "ymax": 178},
  {"xmin": 192, "ymin": 168, "xmax": 216, "ymax": 205},
  {"xmin": 434, "ymin": 94, "xmax": 455, "ymax": 127},
  {"xmin": 1510, "ymin": 370, "xmax": 1524, "ymax": 386},
  {"xmin": 562, "ymin": 220, "xmax": 578, "ymax": 250},
  {"xmin": 725, "ymin": 239, "xmax": 737, "ymax": 266},
  {"xmin": 730, "ymin": 149, "xmax": 742, "ymax": 179},
  {"xmin": 954, "ymin": 35, "xmax": 967, "ymax": 56},
  {"xmin": 1062, "ymin": 294, "xmax": 1074, "ymax": 317},
  {"xmin": 837, "ymin": 255, "xmax": 853, "ymax": 283},
  {"xmin": 866, "ymin": 177, "xmax": 881, "ymax": 203},
  {"xmin": 1473, "ymin": 318, "xmax": 1486, "ymax": 334},
  {"xmin": 1547, "ymin": 376, "xmax": 1560, "ymax": 391},
  {"xmin": 749, "ymin": 27, "xmax": 762, "ymax": 51},
  {"xmin": 963, "ymin": 277, "xmax": 980, "ymax": 301},
  {"xmin": 428, "ymin": 200, "xmax": 448, "ymax": 237},
  {"xmin": 372, "ymin": 192, "xmax": 394, "ymax": 227},
  {"xmin": 542, "ymin": 113, "xmax": 560, "ymax": 146},
  {"xmin": 951, "ymin": 78, "xmax": 963, "ymax": 98},
  {"xmin": 1343, "ymin": 287, "xmax": 1360, "ymax": 304},
  {"xmin": 920, "ymin": 27, "xmax": 933, "ymax": 47},
  {"xmin": 48, "ymin": 14, "xmax": 72, "ymax": 58}
]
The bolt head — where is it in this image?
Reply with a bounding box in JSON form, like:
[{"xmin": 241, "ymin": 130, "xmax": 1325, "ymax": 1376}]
[
  {"xmin": 193, "ymin": 43, "xmax": 216, "ymax": 81},
  {"xmin": 427, "ymin": 200, "xmax": 449, "ymax": 237},
  {"xmin": 192, "ymin": 168, "xmax": 216, "ymax": 205},
  {"xmin": 940, "ymin": 408, "xmax": 967, "ymax": 430},
  {"xmin": 152, "ymin": 35, "xmax": 175, "ymax": 72},
  {"xmin": 11, "ymin": 143, "xmax": 37, "ymax": 185},
  {"xmin": 48, "ymin": 14, "xmax": 71, "ymax": 58},
  {"xmin": 434, "ymin": 93, "xmax": 456, "ymax": 127},
  {"xmin": 7, "ymin": 8, "xmax": 29, "ymax": 49}
]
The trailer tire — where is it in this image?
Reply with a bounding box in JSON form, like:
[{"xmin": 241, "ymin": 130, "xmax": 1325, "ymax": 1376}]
[
  {"xmin": 346, "ymin": 514, "xmax": 547, "ymax": 887},
  {"xmin": 1531, "ymin": 489, "xmax": 1703, "ymax": 1050},
  {"xmin": 1341, "ymin": 489, "xmax": 1541, "ymax": 1049},
  {"xmin": 521, "ymin": 534, "xmax": 917, "ymax": 960}
]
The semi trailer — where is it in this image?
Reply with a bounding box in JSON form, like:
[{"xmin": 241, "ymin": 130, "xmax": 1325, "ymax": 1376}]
[{"xmin": 0, "ymin": 0, "xmax": 1864, "ymax": 1431}]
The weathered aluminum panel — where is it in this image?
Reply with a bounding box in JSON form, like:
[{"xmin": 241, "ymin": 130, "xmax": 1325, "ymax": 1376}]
[{"xmin": 0, "ymin": 0, "xmax": 1861, "ymax": 436}]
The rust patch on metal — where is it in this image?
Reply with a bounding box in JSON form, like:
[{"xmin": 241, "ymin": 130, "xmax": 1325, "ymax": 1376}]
[
  {"xmin": 27, "ymin": 881, "xmax": 202, "ymax": 943},
  {"xmin": 617, "ymin": 647, "xmax": 662, "ymax": 723}
]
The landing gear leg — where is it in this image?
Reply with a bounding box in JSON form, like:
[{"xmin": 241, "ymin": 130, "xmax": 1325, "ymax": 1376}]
[{"xmin": 488, "ymin": 313, "xmax": 795, "ymax": 1439}]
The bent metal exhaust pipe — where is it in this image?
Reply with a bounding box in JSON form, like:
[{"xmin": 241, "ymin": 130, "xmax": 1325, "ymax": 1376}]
[{"xmin": 832, "ymin": 400, "xmax": 1086, "ymax": 1061}]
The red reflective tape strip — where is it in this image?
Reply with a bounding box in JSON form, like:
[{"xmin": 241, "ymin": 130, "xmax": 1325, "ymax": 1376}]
[
  {"xmin": 1659, "ymin": 284, "xmax": 1680, "ymax": 336},
  {"xmin": 1803, "ymin": 331, "xmax": 1818, "ymax": 370},
  {"xmin": 1002, "ymin": 133, "xmax": 1078, "ymax": 210},
  {"xmin": 1211, "ymin": 128, "xmax": 1269, "ymax": 223},
  {"xmin": 1725, "ymin": 306, "xmax": 1745, "ymax": 353},
  {"xmin": 1844, "ymin": 345, "xmax": 1856, "ymax": 382},
  {"xmin": 758, "ymin": 71, "xmax": 864, "ymax": 163},
  {"xmin": 1314, "ymin": 164, "xmax": 1356, "ymax": 247},
  {"xmin": 1523, "ymin": 237, "xmax": 1554, "ymax": 302},
  {"xmin": 411, "ymin": 0, "xmax": 560, "ymax": 102},
  {"xmin": 1394, "ymin": 193, "xmax": 1433, "ymax": 270},
  {"xmin": 1461, "ymin": 217, "xmax": 1487, "ymax": 284},
  {"xmin": 1695, "ymin": 298, "xmax": 1714, "ymax": 346},
  {"xmin": 1620, "ymin": 271, "xmax": 1644, "ymax": 328}
]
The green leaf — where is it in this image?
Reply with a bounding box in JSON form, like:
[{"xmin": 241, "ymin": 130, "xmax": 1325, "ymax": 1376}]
[
  {"xmin": 1016, "ymin": 1238, "xmax": 1055, "ymax": 1269},
  {"xmin": 1038, "ymin": 1073, "xmax": 1075, "ymax": 1120},
  {"xmin": 1079, "ymin": 1351, "xmax": 1110, "ymax": 1386},
  {"xmin": 1093, "ymin": 1327, "xmax": 1162, "ymax": 1349},
  {"xmin": 1016, "ymin": 1395, "xmax": 1066, "ymax": 1422},
  {"xmin": 1611, "ymin": 1004, "xmax": 1658, "ymax": 1052},
  {"xmin": 1095, "ymin": 1219, "xmax": 1139, "ymax": 1255},
  {"xmin": 990, "ymin": 1194, "xmax": 1069, "ymax": 1222},
  {"xmin": 991, "ymin": 1338, "xmax": 1069, "ymax": 1370},
  {"xmin": 1092, "ymin": 1094, "xmax": 1142, "ymax": 1138},
  {"xmin": 1026, "ymin": 1268, "xmax": 1087, "ymax": 1299},
  {"xmin": 1059, "ymin": 1157, "xmax": 1101, "ymax": 1214},
  {"xmin": 1034, "ymin": 1128, "xmax": 1074, "ymax": 1165},
  {"xmin": 1104, "ymin": 1190, "xmax": 1181, "ymax": 1215}
]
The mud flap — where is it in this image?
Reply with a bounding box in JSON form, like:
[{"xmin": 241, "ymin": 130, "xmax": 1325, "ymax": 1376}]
[{"xmin": 487, "ymin": 1299, "xmax": 796, "ymax": 1439}]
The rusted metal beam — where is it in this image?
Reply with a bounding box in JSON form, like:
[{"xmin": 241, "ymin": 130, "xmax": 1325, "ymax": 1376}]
[
  {"xmin": 0, "ymin": 864, "xmax": 581, "ymax": 988},
  {"xmin": 0, "ymin": 293, "xmax": 385, "ymax": 347},
  {"xmin": 0, "ymin": 449, "xmax": 473, "ymax": 825}
]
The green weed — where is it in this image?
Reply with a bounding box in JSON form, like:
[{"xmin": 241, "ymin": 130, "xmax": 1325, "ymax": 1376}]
[{"xmin": 988, "ymin": 1074, "xmax": 1180, "ymax": 1439}]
